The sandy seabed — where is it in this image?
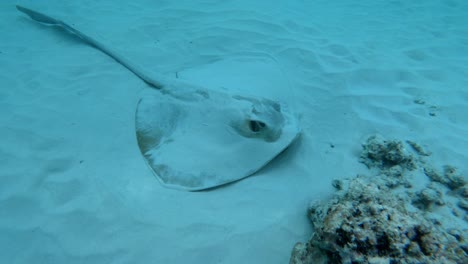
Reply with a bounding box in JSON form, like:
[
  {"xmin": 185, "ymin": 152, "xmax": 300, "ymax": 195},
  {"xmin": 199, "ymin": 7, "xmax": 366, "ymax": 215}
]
[{"xmin": 1, "ymin": 0, "xmax": 467, "ymax": 263}]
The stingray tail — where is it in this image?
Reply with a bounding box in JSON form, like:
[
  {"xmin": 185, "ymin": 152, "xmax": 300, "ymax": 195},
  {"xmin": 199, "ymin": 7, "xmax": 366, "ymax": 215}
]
[{"xmin": 16, "ymin": 5, "xmax": 166, "ymax": 90}]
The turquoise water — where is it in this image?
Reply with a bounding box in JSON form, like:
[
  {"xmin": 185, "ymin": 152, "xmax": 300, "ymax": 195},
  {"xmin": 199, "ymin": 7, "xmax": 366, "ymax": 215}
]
[{"xmin": 1, "ymin": 1, "xmax": 467, "ymax": 263}]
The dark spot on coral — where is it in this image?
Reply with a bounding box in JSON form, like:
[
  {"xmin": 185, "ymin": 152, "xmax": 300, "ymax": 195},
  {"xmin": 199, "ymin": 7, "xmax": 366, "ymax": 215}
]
[
  {"xmin": 356, "ymin": 238, "xmax": 372, "ymax": 254},
  {"xmin": 376, "ymin": 233, "xmax": 392, "ymax": 255},
  {"xmin": 326, "ymin": 251, "xmax": 343, "ymax": 264},
  {"xmin": 352, "ymin": 208, "xmax": 362, "ymax": 217},
  {"xmin": 335, "ymin": 228, "xmax": 352, "ymax": 247}
]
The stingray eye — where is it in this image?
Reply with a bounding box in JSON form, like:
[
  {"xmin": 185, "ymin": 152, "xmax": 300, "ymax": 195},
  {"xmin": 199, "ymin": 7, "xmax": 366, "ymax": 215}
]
[{"xmin": 248, "ymin": 120, "xmax": 267, "ymax": 133}]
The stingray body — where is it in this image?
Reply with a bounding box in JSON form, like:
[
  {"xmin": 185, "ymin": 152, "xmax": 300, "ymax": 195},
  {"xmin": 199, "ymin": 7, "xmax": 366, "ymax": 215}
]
[{"xmin": 17, "ymin": 5, "xmax": 300, "ymax": 191}]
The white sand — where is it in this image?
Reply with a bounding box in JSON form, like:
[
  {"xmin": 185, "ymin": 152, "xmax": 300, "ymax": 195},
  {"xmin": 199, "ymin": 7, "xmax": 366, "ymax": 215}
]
[{"xmin": 1, "ymin": 0, "xmax": 467, "ymax": 263}]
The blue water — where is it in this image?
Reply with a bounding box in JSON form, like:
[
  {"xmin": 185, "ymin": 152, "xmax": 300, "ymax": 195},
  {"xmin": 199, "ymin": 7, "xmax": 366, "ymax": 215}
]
[{"xmin": 1, "ymin": 1, "xmax": 467, "ymax": 263}]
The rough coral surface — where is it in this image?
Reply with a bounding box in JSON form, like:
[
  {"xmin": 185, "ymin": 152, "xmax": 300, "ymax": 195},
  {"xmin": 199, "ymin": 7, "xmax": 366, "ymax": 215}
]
[
  {"xmin": 290, "ymin": 136, "xmax": 467, "ymax": 264},
  {"xmin": 359, "ymin": 135, "xmax": 416, "ymax": 172},
  {"xmin": 291, "ymin": 177, "xmax": 467, "ymax": 264}
]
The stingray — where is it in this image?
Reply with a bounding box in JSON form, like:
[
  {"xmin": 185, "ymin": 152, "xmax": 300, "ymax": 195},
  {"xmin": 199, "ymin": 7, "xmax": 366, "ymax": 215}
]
[{"xmin": 17, "ymin": 5, "xmax": 300, "ymax": 191}]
